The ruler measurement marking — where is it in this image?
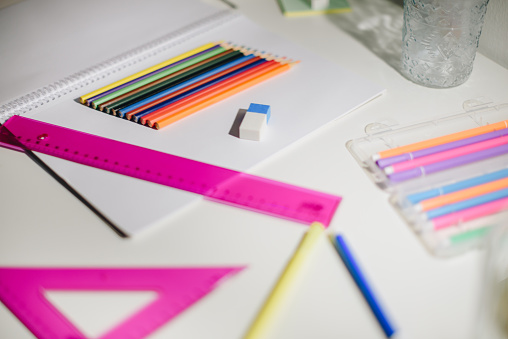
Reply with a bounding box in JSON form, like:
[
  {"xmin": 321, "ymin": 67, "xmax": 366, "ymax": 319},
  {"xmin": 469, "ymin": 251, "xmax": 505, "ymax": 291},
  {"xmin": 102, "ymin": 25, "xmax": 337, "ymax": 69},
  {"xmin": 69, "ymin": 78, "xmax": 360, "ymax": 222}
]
[
  {"xmin": 2, "ymin": 116, "xmax": 340, "ymax": 226},
  {"xmin": 26, "ymin": 136, "xmax": 332, "ymax": 221}
]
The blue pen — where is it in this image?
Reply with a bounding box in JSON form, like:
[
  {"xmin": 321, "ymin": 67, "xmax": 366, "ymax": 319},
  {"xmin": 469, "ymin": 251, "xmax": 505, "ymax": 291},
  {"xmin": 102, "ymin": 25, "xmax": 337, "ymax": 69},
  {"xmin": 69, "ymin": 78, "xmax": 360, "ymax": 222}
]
[
  {"xmin": 406, "ymin": 168, "xmax": 508, "ymax": 204},
  {"xmin": 332, "ymin": 234, "xmax": 396, "ymax": 338}
]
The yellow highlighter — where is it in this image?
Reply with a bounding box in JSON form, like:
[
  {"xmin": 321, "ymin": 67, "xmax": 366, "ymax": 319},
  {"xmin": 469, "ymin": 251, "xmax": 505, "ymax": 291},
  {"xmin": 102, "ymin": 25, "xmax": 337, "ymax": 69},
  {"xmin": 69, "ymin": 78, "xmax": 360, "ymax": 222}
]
[{"xmin": 243, "ymin": 222, "xmax": 324, "ymax": 339}]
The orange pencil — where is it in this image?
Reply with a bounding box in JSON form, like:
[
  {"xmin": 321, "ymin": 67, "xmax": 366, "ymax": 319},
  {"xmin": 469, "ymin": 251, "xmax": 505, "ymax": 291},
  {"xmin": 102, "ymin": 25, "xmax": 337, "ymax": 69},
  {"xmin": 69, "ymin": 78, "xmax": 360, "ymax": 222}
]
[
  {"xmin": 138, "ymin": 60, "xmax": 278, "ymax": 125},
  {"xmin": 146, "ymin": 61, "xmax": 292, "ymax": 129},
  {"xmin": 418, "ymin": 177, "xmax": 508, "ymax": 211},
  {"xmin": 153, "ymin": 63, "xmax": 290, "ymax": 129},
  {"xmin": 79, "ymin": 42, "xmax": 220, "ymax": 104},
  {"xmin": 140, "ymin": 59, "xmax": 293, "ymax": 128},
  {"xmin": 374, "ymin": 120, "xmax": 508, "ymax": 160},
  {"xmin": 123, "ymin": 56, "xmax": 262, "ymax": 120},
  {"xmin": 97, "ymin": 49, "xmax": 235, "ymax": 113}
]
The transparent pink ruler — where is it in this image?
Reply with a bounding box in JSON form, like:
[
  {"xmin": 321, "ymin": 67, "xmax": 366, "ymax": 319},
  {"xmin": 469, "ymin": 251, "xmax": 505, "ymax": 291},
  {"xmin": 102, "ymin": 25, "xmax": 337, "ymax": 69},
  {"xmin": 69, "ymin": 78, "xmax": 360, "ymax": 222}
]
[
  {"xmin": 0, "ymin": 267, "xmax": 243, "ymax": 339},
  {"xmin": 0, "ymin": 116, "xmax": 340, "ymax": 226}
]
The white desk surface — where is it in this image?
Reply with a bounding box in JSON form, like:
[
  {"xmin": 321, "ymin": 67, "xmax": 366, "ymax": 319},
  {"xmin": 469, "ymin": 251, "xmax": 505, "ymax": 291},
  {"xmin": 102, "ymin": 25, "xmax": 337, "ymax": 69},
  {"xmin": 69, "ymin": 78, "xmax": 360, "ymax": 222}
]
[{"xmin": 1, "ymin": 0, "xmax": 507, "ymax": 338}]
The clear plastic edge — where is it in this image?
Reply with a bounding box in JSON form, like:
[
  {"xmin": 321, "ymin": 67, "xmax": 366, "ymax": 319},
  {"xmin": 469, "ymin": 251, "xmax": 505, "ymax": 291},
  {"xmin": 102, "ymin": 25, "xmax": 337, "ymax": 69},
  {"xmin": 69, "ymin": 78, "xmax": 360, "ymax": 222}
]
[{"xmin": 346, "ymin": 99, "xmax": 508, "ymax": 257}]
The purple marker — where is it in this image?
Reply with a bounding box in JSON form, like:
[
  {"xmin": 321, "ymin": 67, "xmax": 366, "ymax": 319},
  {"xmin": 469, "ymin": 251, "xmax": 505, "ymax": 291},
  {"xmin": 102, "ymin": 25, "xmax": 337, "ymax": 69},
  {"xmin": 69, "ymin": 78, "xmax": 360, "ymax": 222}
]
[
  {"xmin": 388, "ymin": 143, "xmax": 508, "ymax": 183},
  {"xmin": 377, "ymin": 128, "xmax": 508, "ymax": 169}
]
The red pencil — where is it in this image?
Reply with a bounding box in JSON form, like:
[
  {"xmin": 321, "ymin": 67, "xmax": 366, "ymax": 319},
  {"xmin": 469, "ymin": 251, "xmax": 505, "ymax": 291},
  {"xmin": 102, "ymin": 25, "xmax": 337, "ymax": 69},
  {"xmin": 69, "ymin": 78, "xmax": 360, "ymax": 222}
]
[
  {"xmin": 124, "ymin": 56, "xmax": 262, "ymax": 120},
  {"xmin": 140, "ymin": 60, "xmax": 280, "ymax": 126}
]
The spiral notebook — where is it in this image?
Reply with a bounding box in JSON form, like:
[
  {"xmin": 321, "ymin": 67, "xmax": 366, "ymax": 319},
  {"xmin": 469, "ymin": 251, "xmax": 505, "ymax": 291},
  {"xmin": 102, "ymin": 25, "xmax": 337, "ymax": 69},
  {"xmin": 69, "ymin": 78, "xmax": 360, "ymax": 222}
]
[{"xmin": 0, "ymin": 0, "xmax": 384, "ymax": 236}]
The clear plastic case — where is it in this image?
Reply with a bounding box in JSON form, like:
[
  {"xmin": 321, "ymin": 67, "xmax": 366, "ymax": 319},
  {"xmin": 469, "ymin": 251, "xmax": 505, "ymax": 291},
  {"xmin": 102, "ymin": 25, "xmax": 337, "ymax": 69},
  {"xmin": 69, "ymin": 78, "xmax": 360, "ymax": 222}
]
[{"xmin": 347, "ymin": 98, "xmax": 508, "ymax": 257}]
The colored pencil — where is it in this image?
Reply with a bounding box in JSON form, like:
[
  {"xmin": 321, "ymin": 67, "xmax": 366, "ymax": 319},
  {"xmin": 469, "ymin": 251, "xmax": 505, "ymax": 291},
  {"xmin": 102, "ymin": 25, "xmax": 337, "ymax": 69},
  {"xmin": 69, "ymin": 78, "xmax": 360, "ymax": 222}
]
[
  {"xmin": 243, "ymin": 222, "xmax": 324, "ymax": 339},
  {"xmin": 331, "ymin": 234, "xmax": 395, "ymax": 338},
  {"xmin": 137, "ymin": 59, "xmax": 278, "ymax": 124},
  {"xmin": 430, "ymin": 196, "xmax": 508, "ymax": 230},
  {"xmin": 91, "ymin": 45, "xmax": 228, "ymax": 108},
  {"xmin": 130, "ymin": 59, "xmax": 267, "ymax": 122},
  {"xmin": 103, "ymin": 50, "xmax": 244, "ymax": 114},
  {"xmin": 138, "ymin": 59, "xmax": 278, "ymax": 124},
  {"xmin": 385, "ymin": 135, "xmax": 508, "ymax": 175},
  {"xmin": 118, "ymin": 55, "xmax": 259, "ymax": 118},
  {"xmin": 145, "ymin": 60, "xmax": 293, "ymax": 129},
  {"xmin": 406, "ymin": 168, "xmax": 508, "ymax": 204},
  {"xmin": 98, "ymin": 49, "xmax": 239, "ymax": 113},
  {"xmin": 123, "ymin": 56, "xmax": 261, "ymax": 119},
  {"xmin": 417, "ymin": 177, "xmax": 508, "ymax": 211},
  {"xmin": 84, "ymin": 44, "xmax": 224, "ymax": 106},
  {"xmin": 425, "ymin": 187, "xmax": 508, "ymax": 219},
  {"xmin": 387, "ymin": 144, "xmax": 508, "ymax": 183},
  {"xmin": 373, "ymin": 120, "xmax": 508, "ymax": 160},
  {"xmin": 377, "ymin": 128, "xmax": 508, "ymax": 169},
  {"xmin": 151, "ymin": 62, "xmax": 289, "ymax": 129},
  {"xmin": 80, "ymin": 42, "xmax": 296, "ymax": 129},
  {"xmin": 79, "ymin": 41, "xmax": 220, "ymax": 104}
]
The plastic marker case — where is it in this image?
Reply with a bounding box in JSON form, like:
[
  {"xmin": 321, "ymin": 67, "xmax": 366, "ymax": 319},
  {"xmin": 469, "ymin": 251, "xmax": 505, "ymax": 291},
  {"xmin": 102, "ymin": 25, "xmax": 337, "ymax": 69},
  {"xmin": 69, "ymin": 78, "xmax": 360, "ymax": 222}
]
[{"xmin": 347, "ymin": 99, "xmax": 508, "ymax": 257}]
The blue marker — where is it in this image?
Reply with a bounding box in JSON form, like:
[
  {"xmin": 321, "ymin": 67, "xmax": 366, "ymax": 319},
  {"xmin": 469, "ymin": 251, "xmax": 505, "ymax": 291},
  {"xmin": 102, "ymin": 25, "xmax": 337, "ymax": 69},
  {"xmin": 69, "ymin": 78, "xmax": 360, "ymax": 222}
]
[
  {"xmin": 425, "ymin": 187, "xmax": 508, "ymax": 219},
  {"xmin": 407, "ymin": 168, "xmax": 508, "ymax": 204}
]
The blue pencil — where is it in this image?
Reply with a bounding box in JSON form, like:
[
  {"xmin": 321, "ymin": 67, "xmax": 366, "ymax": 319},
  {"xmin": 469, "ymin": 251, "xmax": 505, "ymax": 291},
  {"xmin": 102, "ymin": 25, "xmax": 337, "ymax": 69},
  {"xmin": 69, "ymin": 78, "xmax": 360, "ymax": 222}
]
[
  {"xmin": 130, "ymin": 59, "xmax": 267, "ymax": 122},
  {"xmin": 117, "ymin": 54, "xmax": 256, "ymax": 117},
  {"xmin": 406, "ymin": 168, "xmax": 508, "ymax": 204},
  {"xmin": 332, "ymin": 234, "xmax": 396, "ymax": 338}
]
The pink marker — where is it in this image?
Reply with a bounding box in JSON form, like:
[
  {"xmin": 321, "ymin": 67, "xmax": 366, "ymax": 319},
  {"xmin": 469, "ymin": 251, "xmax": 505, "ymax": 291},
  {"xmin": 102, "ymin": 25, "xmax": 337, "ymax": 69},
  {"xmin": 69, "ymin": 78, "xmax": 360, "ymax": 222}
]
[
  {"xmin": 430, "ymin": 196, "xmax": 508, "ymax": 230},
  {"xmin": 385, "ymin": 135, "xmax": 508, "ymax": 175}
]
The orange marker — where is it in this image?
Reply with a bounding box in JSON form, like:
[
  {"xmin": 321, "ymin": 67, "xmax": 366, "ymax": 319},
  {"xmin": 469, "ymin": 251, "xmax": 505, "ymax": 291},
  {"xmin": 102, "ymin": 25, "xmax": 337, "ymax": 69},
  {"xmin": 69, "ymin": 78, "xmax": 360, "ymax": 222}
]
[
  {"xmin": 418, "ymin": 177, "xmax": 508, "ymax": 212},
  {"xmin": 374, "ymin": 120, "xmax": 508, "ymax": 160}
]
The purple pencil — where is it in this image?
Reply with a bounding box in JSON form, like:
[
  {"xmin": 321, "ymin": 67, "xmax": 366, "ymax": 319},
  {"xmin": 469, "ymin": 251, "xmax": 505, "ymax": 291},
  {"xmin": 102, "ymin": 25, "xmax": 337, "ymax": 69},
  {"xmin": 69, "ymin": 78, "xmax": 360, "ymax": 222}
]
[
  {"xmin": 377, "ymin": 128, "xmax": 508, "ymax": 169},
  {"xmin": 85, "ymin": 44, "xmax": 223, "ymax": 105},
  {"xmin": 388, "ymin": 143, "xmax": 508, "ymax": 183}
]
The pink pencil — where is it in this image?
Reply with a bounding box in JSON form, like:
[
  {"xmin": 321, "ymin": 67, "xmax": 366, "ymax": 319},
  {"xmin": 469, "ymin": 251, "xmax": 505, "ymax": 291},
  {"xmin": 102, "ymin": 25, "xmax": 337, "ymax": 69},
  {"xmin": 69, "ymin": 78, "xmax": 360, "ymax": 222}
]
[
  {"xmin": 431, "ymin": 196, "xmax": 508, "ymax": 230},
  {"xmin": 385, "ymin": 135, "xmax": 508, "ymax": 175}
]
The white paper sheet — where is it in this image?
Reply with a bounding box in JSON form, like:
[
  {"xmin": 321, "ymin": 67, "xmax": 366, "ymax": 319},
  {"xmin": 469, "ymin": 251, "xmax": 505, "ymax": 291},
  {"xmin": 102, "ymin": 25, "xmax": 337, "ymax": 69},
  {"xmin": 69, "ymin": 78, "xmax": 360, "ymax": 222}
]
[{"xmin": 1, "ymin": 0, "xmax": 384, "ymax": 236}]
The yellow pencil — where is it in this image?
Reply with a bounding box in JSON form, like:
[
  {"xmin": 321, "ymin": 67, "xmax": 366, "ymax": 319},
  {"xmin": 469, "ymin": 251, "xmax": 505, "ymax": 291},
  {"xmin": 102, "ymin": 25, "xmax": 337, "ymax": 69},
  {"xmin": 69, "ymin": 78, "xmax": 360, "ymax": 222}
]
[
  {"xmin": 243, "ymin": 222, "xmax": 324, "ymax": 339},
  {"xmin": 79, "ymin": 41, "xmax": 220, "ymax": 104}
]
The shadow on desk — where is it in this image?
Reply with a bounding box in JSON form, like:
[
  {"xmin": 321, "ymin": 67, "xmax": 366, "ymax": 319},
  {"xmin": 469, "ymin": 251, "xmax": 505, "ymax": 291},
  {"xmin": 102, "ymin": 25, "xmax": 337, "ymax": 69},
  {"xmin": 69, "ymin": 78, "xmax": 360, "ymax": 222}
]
[{"xmin": 327, "ymin": 0, "xmax": 404, "ymax": 74}]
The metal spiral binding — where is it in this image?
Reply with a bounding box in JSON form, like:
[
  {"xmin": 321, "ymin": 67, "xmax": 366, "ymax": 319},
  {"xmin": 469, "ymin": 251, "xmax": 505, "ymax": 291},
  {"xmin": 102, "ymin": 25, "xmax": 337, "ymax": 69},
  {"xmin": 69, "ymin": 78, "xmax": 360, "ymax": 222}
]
[{"xmin": 0, "ymin": 10, "xmax": 240, "ymax": 124}]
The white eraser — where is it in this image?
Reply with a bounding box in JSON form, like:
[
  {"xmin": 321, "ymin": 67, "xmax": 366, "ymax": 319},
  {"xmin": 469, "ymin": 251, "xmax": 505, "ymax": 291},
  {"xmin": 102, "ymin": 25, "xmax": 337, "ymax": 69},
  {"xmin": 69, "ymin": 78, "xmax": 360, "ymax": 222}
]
[{"xmin": 239, "ymin": 112, "xmax": 267, "ymax": 141}]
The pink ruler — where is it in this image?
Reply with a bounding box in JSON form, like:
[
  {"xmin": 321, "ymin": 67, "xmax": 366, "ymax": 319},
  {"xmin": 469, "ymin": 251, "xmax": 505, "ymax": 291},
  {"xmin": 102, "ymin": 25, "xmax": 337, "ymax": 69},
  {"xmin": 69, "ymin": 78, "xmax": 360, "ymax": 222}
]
[
  {"xmin": 0, "ymin": 267, "xmax": 243, "ymax": 339},
  {"xmin": 0, "ymin": 116, "xmax": 340, "ymax": 226}
]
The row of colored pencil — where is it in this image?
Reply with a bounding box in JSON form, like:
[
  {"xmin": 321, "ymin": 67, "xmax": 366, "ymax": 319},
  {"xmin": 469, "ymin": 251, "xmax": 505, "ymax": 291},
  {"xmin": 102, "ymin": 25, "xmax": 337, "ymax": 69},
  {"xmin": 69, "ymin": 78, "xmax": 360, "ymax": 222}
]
[
  {"xmin": 372, "ymin": 120, "xmax": 508, "ymax": 231},
  {"xmin": 79, "ymin": 42, "xmax": 296, "ymax": 129}
]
